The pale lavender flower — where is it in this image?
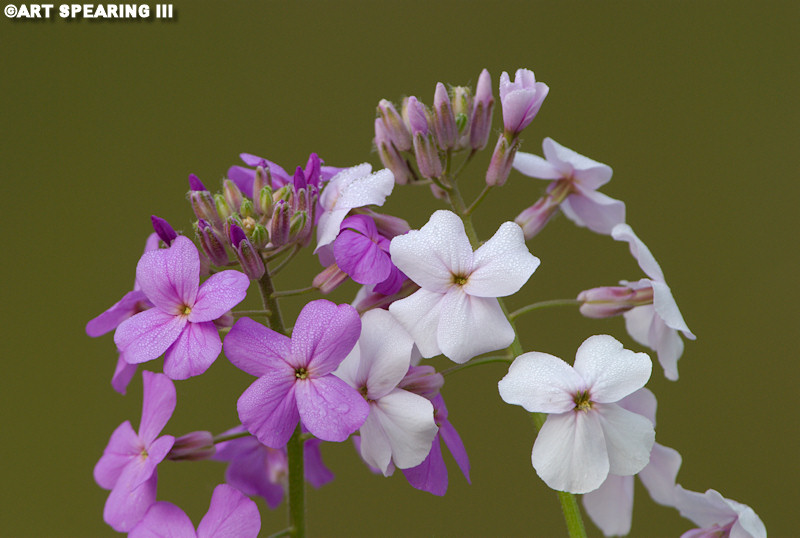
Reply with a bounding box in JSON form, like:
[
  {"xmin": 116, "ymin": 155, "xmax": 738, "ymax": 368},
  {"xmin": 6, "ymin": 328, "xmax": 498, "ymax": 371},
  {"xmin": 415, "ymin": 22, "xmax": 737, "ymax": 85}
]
[
  {"xmin": 611, "ymin": 223, "xmax": 696, "ymax": 380},
  {"xmin": 315, "ymin": 163, "xmax": 395, "ymax": 251},
  {"xmin": 214, "ymin": 426, "xmax": 333, "ymax": 509},
  {"xmin": 334, "ymin": 309, "xmax": 438, "ymax": 474},
  {"xmin": 389, "ymin": 210, "xmax": 540, "ymax": 363},
  {"xmin": 674, "ymin": 487, "xmax": 766, "ymax": 538},
  {"xmin": 114, "ymin": 236, "xmax": 250, "ymax": 380},
  {"xmin": 128, "ymin": 483, "xmax": 260, "ymax": 538},
  {"xmin": 583, "ymin": 388, "xmax": 683, "ymax": 536},
  {"xmin": 333, "ymin": 215, "xmax": 405, "ymax": 295},
  {"xmin": 223, "ymin": 300, "xmax": 370, "ymax": 448},
  {"xmin": 93, "ymin": 371, "xmax": 176, "ymax": 532},
  {"xmin": 401, "ymin": 393, "xmax": 470, "ymax": 496},
  {"xmin": 499, "ymin": 68, "xmax": 549, "ymax": 137},
  {"xmin": 470, "ymin": 68, "xmax": 494, "ymax": 150},
  {"xmin": 513, "ymin": 137, "xmax": 625, "ymax": 236},
  {"xmin": 498, "ymin": 335, "xmax": 654, "ymax": 494},
  {"xmin": 86, "ymin": 233, "xmax": 159, "ymax": 394}
]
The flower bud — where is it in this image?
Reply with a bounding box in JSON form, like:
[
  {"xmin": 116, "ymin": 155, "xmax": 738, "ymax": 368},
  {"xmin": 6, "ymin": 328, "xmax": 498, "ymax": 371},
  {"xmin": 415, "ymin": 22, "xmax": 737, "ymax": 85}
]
[
  {"xmin": 188, "ymin": 173, "xmax": 207, "ymax": 192},
  {"xmin": 485, "ymin": 135, "xmax": 519, "ymax": 186},
  {"xmin": 166, "ymin": 431, "xmax": 215, "ymax": 461},
  {"xmin": 214, "ymin": 193, "xmax": 233, "ymax": 221},
  {"xmin": 229, "ymin": 223, "xmax": 265, "ymax": 280},
  {"xmin": 377, "ymin": 99, "xmax": 412, "ymax": 151},
  {"xmin": 196, "ymin": 219, "xmax": 229, "ymax": 266},
  {"xmin": 270, "ymin": 200, "xmax": 291, "ymax": 247},
  {"xmin": 404, "ymin": 96, "xmax": 430, "ymax": 136},
  {"xmin": 289, "ymin": 210, "xmax": 312, "ymax": 246},
  {"xmin": 213, "ymin": 311, "xmax": 234, "ymax": 329},
  {"xmin": 470, "ymin": 69, "xmax": 495, "ymax": 150},
  {"xmin": 188, "ymin": 182, "xmax": 221, "ymax": 228},
  {"xmin": 514, "ymin": 195, "xmax": 560, "ymax": 239},
  {"xmin": 294, "ymin": 187, "xmax": 308, "ymax": 214},
  {"xmin": 433, "ymin": 82, "xmax": 457, "ymax": 150},
  {"xmin": 375, "ymin": 118, "xmax": 414, "ymax": 185},
  {"xmin": 577, "ymin": 286, "xmax": 654, "ymax": 319},
  {"xmin": 312, "ymin": 263, "xmax": 349, "ymax": 294},
  {"xmin": 399, "ymin": 365, "xmax": 444, "ymax": 400},
  {"xmin": 252, "ymin": 165, "xmax": 269, "ymax": 201},
  {"xmin": 223, "ymin": 179, "xmax": 244, "ymax": 213},
  {"xmin": 150, "ymin": 215, "xmax": 177, "ymax": 246},
  {"xmin": 413, "ymin": 132, "xmax": 443, "ymax": 179},
  {"xmin": 250, "ymin": 223, "xmax": 269, "ymax": 249},
  {"xmin": 239, "ymin": 198, "xmax": 255, "ymax": 219},
  {"xmin": 499, "ymin": 68, "xmax": 549, "ymax": 137},
  {"xmin": 452, "ymin": 86, "xmax": 473, "ymax": 150},
  {"xmin": 258, "ymin": 185, "xmax": 274, "ymax": 217}
]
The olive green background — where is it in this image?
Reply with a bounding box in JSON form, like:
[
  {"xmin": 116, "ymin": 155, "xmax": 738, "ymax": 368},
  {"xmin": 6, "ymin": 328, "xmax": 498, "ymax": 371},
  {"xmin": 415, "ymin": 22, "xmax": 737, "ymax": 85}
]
[{"xmin": 2, "ymin": 1, "xmax": 797, "ymax": 536}]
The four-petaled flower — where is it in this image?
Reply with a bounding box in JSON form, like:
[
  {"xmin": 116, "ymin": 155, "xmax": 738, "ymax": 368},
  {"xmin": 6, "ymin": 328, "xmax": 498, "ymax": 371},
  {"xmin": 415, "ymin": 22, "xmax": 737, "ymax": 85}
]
[
  {"xmin": 389, "ymin": 210, "xmax": 540, "ymax": 363},
  {"xmin": 224, "ymin": 299, "xmax": 370, "ymax": 448},
  {"xmin": 498, "ymin": 334, "xmax": 655, "ymax": 494},
  {"xmin": 114, "ymin": 235, "xmax": 250, "ymax": 380}
]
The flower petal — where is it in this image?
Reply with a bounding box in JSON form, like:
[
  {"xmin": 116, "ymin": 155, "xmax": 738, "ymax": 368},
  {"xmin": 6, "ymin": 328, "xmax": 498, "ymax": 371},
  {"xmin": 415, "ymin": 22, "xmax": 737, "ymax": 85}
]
[
  {"xmin": 388, "ymin": 289, "xmax": 444, "ymax": 359},
  {"xmin": 304, "ymin": 438, "xmax": 335, "ymax": 489},
  {"xmin": 129, "ymin": 501, "xmax": 196, "ymax": 538},
  {"xmin": 611, "ymin": 224, "xmax": 665, "ymax": 282},
  {"xmin": 595, "ymin": 403, "xmax": 654, "ymax": 476},
  {"xmin": 639, "ymin": 442, "xmax": 682, "ymax": 507},
  {"xmin": 582, "ymin": 474, "xmax": 634, "ymax": 537},
  {"xmin": 652, "ymin": 280, "xmax": 695, "ymax": 339},
  {"xmin": 238, "ymin": 371, "xmax": 299, "ymax": 449},
  {"xmin": 112, "ymin": 355, "xmax": 138, "ymax": 395},
  {"xmin": 439, "ymin": 419, "xmax": 470, "ymax": 483},
  {"xmin": 103, "ymin": 465, "xmax": 159, "ymax": 532},
  {"xmin": 561, "ymin": 188, "xmax": 625, "ymax": 235},
  {"xmin": 115, "ymin": 309, "xmax": 186, "ymax": 365},
  {"xmin": 437, "ymin": 291, "xmax": 514, "ymax": 363},
  {"xmin": 163, "ymin": 321, "xmax": 222, "ymax": 380},
  {"xmin": 295, "ymin": 375, "xmax": 369, "ymax": 442},
  {"xmin": 139, "ymin": 371, "xmax": 177, "ymax": 445},
  {"xmin": 196, "ymin": 484, "xmax": 261, "ymax": 538},
  {"xmin": 359, "ymin": 309, "xmax": 415, "ymax": 399},
  {"xmin": 542, "ymin": 137, "xmax": 613, "ymax": 189},
  {"xmin": 224, "ymin": 317, "xmax": 292, "ymax": 377},
  {"xmin": 573, "ymin": 334, "xmax": 652, "ymax": 403},
  {"xmin": 390, "ymin": 210, "xmax": 473, "ymax": 293},
  {"xmin": 464, "ymin": 221, "xmax": 539, "ymax": 297},
  {"xmin": 531, "ymin": 411, "xmax": 609, "ymax": 494},
  {"xmin": 512, "ymin": 151, "xmax": 562, "ymax": 180},
  {"xmin": 215, "ymin": 434, "xmax": 285, "ymax": 509},
  {"xmin": 189, "ymin": 270, "xmax": 250, "ymax": 323},
  {"xmin": 292, "ymin": 300, "xmax": 361, "ymax": 375},
  {"xmin": 367, "ymin": 389, "xmax": 437, "ymax": 470},
  {"xmin": 498, "ymin": 352, "xmax": 584, "ymax": 414},
  {"xmin": 401, "ymin": 435, "xmax": 448, "ymax": 496},
  {"xmin": 332, "ymin": 166, "xmax": 394, "ymax": 211},
  {"xmin": 334, "ymin": 229, "xmax": 392, "ymax": 285},
  {"xmin": 86, "ymin": 290, "xmax": 150, "ymax": 337},
  {"xmin": 136, "ymin": 236, "xmax": 200, "ymax": 312},
  {"xmin": 94, "ymin": 420, "xmax": 140, "ymax": 490}
]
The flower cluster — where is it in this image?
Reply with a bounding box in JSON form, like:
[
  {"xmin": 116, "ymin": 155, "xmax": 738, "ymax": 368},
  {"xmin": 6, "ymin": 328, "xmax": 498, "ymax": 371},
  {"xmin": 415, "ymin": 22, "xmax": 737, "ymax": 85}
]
[{"xmin": 88, "ymin": 67, "xmax": 765, "ymax": 537}]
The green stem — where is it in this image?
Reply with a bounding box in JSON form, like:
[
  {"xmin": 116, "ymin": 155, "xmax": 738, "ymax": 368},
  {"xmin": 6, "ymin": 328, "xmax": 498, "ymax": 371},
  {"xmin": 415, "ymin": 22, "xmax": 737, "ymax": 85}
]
[
  {"xmin": 441, "ymin": 355, "xmax": 512, "ymax": 376},
  {"xmin": 465, "ymin": 184, "xmax": 493, "ymax": 216},
  {"xmin": 270, "ymin": 244, "xmax": 302, "ymax": 276},
  {"xmin": 286, "ymin": 424, "xmax": 306, "ymax": 537},
  {"xmin": 509, "ymin": 299, "xmax": 581, "ymax": 320},
  {"xmin": 212, "ymin": 430, "xmax": 252, "ymax": 444},
  {"xmin": 272, "ymin": 286, "xmax": 315, "ymax": 298},
  {"xmin": 445, "ymin": 180, "xmax": 587, "ymax": 538},
  {"xmin": 256, "ymin": 268, "xmax": 286, "ymax": 333},
  {"xmin": 232, "ymin": 309, "xmax": 271, "ymax": 317}
]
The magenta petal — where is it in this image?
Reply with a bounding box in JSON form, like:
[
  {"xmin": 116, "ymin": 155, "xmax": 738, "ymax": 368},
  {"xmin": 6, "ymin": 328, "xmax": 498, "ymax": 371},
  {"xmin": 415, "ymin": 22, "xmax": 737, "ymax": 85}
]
[
  {"xmin": 372, "ymin": 265, "xmax": 405, "ymax": 296},
  {"xmin": 129, "ymin": 502, "xmax": 196, "ymax": 538},
  {"xmin": 163, "ymin": 321, "xmax": 221, "ymax": 380},
  {"xmin": 224, "ymin": 317, "xmax": 292, "ymax": 377},
  {"xmin": 291, "ymin": 300, "xmax": 360, "ymax": 375},
  {"xmin": 115, "ymin": 309, "xmax": 187, "ymax": 365},
  {"xmin": 139, "ymin": 372, "xmax": 177, "ymax": 445},
  {"xmin": 189, "ymin": 270, "xmax": 250, "ymax": 323},
  {"xmin": 402, "ymin": 435, "xmax": 448, "ymax": 496},
  {"xmin": 238, "ymin": 371, "xmax": 299, "ymax": 449},
  {"xmin": 111, "ymin": 355, "xmax": 138, "ymax": 395},
  {"xmin": 334, "ymin": 229, "xmax": 392, "ymax": 285},
  {"xmin": 439, "ymin": 420, "xmax": 470, "ymax": 483},
  {"xmin": 86, "ymin": 290, "xmax": 150, "ymax": 337},
  {"xmin": 304, "ymin": 438, "xmax": 334, "ymax": 488},
  {"xmin": 217, "ymin": 437, "xmax": 285, "ymax": 509},
  {"xmin": 104, "ymin": 466, "xmax": 158, "ymax": 532},
  {"xmin": 295, "ymin": 375, "xmax": 369, "ymax": 442},
  {"xmin": 94, "ymin": 421, "xmax": 140, "ymax": 490},
  {"xmin": 136, "ymin": 236, "xmax": 200, "ymax": 312},
  {"xmin": 197, "ymin": 484, "xmax": 261, "ymax": 538},
  {"xmin": 228, "ymin": 165, "xmax": 256, "ymax": 197}
]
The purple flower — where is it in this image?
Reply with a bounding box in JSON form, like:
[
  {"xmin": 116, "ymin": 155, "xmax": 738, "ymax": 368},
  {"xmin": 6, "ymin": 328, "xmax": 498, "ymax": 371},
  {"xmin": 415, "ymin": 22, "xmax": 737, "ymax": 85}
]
[
  {"xmin": 114, "ymin": 236, "xmax": 250, "ymax": 380},
  {"xmin": 128, "ymin": 483, "xmax": 261, "ymax": 538},
  {"xmin": 86, "ymin": 233, "xmax": 159, "ymax": 394},
  {"xmin": 229, "ymin": 152, "xmax": 340, "ymax": 198},
  {"xmin": 93, "ymin": 371, "xmax": 176, "ymax": 532},
  {"xmin": 333, "ymin": 215, "xmax": 406, "ymax": 295},
  {"xmin": 674, "ymin": 487, "xmax": 766, "ymax": 538},
  {"xmin": 214, "ymin": 426, "xmax": 334, "ymax": 509},
  {"xmin": 401, "ymin": 393, "xmax": 470, "ymax": 496},
  {"xmin": 499, "ymin": 68, "xmax": 549, "ymax": 136},
  {"xmin": 223, "ymin": 299, "xmax": 370, "ymax": 448}
]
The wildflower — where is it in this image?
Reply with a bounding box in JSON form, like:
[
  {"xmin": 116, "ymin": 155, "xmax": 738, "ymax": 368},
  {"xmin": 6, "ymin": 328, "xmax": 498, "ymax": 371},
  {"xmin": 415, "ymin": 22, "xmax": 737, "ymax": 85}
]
[{"xmin": 674, "ymin": 487, "xmax": 766, "ymax": 538}]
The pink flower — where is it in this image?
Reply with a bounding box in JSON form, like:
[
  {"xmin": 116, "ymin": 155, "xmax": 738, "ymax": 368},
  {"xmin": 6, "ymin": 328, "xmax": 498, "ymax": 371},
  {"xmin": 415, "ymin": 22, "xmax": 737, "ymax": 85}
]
[
  {"xmin": 674, "ymin": 487, "xmax": 766, "ymax": 538},
  {"xmin": 93, "ymin": 371, "xmax": 176, "ymax": 532},
  {"xmin": 499, "ymin": 68, "xmax": 549, "ymax": 137},
  {"xmin": 389, "ymin": 210, "xmax": 540, "ymax": 363},
  {"xmin": 129, "ymin": 484, "xmax": 260, "ymax": 538},
  {"xmin": 114, "ymin": 236, "xmax": 250, "ymax": 380},
  {"xmin": 498, "ymin": 335, "xmax": 654, "ymax": 494},
  {"xmin": 513, "ymin": 137, "xmax": 625, "ymax": 236},
  {"xmin": 223, "ymin": 300, "xmax": 370, "ymax": 448}
]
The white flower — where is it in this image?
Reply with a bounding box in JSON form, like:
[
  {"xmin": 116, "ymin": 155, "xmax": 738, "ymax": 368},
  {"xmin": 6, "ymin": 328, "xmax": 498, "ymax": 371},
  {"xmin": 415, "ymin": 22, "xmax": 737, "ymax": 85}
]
[
  {"xmin": 334, "ymin": 309, "xmax": 438, "ymax": 475},
  {"xmin": 389, "ymin": 210, "xmax": 540, "ymax": 364},
  {"xmin": 674, "ymin": 487, "xmax": 766, "ymax": 538},
  {"xmin": 315, "ymin": 164, "xmax": 395, "ymax": 252},
  {"xmin": 611, "ymin": 223, "xmax": 696, "ymax": 380},
  {"xmin": 498, "ymin": 335, "xmax": 654, "ymax": 494}
]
